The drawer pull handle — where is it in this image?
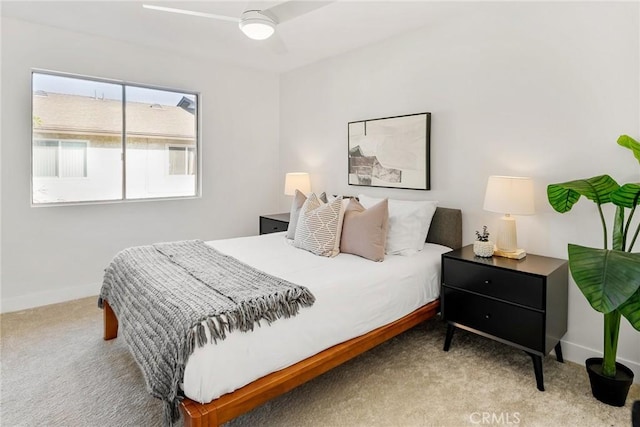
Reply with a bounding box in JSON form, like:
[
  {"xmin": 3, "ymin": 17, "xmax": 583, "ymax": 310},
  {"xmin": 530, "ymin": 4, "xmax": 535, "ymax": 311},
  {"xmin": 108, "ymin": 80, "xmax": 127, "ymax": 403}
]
[
  {"xmin": 485, "ymin": 314, "xmax": 491, "ymax": 320},
  {"xmin": 484, "ymin": 280, "xmax": 491, "ymax": 284}
]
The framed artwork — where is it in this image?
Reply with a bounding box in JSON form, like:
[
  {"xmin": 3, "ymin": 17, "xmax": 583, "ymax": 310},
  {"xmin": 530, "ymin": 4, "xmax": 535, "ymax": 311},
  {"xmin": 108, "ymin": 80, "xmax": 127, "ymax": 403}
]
[{"xmin": 348, "ymin": 112, "xmax": 430, "ymax": 190}]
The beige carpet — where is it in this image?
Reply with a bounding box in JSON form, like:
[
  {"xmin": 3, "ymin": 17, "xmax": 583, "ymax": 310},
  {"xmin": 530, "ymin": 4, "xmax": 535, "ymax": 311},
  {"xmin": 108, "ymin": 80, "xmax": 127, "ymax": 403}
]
[{"xmin": 1, "ymin": 297, "xmax": 638, "ymax": 427}]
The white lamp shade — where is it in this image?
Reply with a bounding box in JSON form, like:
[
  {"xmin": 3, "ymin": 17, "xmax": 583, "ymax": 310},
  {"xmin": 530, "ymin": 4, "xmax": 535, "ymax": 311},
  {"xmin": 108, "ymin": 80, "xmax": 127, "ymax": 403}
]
[
  {"xmin": 284, "ymin": 172, "xmax": 311, "ymax": 196},
  {"xmin": 239, "ymin": 11, "xmax": 276, "ymax": 40},
  {"xmin": 483, "ymin": 176, "xmax": 535, "ymax": 215}
]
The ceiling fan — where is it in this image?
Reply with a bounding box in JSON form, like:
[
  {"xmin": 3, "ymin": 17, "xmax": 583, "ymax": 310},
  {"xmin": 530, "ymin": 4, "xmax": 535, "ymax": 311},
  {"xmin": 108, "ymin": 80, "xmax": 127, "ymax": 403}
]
[{"xmin": 142, "ymin": 1, "xmax": 333, "ymax": 44}]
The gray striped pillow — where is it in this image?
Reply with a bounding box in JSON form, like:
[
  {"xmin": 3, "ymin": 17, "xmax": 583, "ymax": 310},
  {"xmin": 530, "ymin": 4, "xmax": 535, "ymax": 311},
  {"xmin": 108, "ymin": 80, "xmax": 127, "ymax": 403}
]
[
  {"xmin": 286, "ymin": 190, "xmax": 307, "ymax": 240},
  {"xmin": 294, "ymin": 194, "xmax": 344, "ymax": 257}
]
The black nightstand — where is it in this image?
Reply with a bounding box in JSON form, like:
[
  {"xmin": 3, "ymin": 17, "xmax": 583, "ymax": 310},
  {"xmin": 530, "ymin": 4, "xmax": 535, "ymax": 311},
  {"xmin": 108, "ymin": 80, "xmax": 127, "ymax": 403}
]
[
  {"xmin": 259, "ymin": 213, "xmax": 290, "ymax": 235},
  {"xmin": 441, "ymin": 245, "xmax": 568, "ymax": 391}
]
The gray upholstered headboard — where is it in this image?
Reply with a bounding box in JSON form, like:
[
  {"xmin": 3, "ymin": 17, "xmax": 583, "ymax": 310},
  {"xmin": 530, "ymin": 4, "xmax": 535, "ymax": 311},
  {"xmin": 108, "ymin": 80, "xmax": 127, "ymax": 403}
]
[{"xmin": 426, "ymin": 207, "xmax": 462, "ymax": 250}]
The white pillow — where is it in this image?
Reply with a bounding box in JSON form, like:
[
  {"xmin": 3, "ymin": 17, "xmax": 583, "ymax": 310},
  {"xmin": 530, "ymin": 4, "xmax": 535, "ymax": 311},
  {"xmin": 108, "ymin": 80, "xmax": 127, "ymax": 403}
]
[{"xmin": 358, "ymin": 194, "xmax": 437, "ymax": 255}]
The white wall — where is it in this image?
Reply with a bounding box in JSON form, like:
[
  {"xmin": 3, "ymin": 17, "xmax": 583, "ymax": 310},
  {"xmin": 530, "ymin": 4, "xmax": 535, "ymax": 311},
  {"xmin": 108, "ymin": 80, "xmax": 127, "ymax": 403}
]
[
  {"xmin": 1, "ymin": 17, "xmax": 281, "ymax": 311},
  {"xmin": 279, "ymin": 2, "xmax": 640, "ymax": 380}
]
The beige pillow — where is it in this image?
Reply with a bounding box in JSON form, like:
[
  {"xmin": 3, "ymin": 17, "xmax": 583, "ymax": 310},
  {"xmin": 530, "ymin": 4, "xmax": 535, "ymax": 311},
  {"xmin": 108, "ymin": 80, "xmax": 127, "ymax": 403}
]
[
  {"xmin": 340, "ymin": 198, "xmax": 389, "ymax": 262},
  {"xmin": 294, "ymin": 194, "xmax": 344, "ymax": 257}
]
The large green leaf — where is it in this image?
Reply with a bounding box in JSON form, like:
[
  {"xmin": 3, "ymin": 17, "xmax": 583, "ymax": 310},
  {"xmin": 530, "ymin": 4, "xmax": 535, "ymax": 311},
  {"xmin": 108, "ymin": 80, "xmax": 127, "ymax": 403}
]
[
  {"xmin": 568, "ymin": 244, "xmax": 640, "ymax": 313},
  {"xmin": 547, "ymin": 175, "xmax": 619, "ymax": 213},
  {"xmin": 618, "ymin": 289, "xmax": 640, "ymax": 331},
  {"xmin": 617, "ymin": 134, "xmax": 640, "ymax": 164},
  {"xmin": 611, "ymin": 183, "xmax": 640, "ymax": 208}
]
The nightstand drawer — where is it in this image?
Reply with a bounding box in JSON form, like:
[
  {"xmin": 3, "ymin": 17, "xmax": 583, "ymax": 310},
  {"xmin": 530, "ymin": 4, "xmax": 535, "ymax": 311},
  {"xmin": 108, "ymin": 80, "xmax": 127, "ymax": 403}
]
[
  {"xmin": 443, "ymin": 258, "xmax": 544, "ymax": 309},
  {"xmin": 260, "ymin": 217, "xmax": 289, "ymax": 235},
  {"xmin": 442, "ymin": 287, "xmax": 544, "ymax": 352}
]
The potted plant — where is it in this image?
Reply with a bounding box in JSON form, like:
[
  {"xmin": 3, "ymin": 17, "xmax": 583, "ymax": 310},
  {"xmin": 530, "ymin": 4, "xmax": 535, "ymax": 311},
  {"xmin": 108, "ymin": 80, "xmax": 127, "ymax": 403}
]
[
  {"xmin": 547, "ymin": 134, "xmax": 640, "ymax": 406},
  {"xmin": 473, "ymin": 226, "xmax": 494, "ymax": 257}
]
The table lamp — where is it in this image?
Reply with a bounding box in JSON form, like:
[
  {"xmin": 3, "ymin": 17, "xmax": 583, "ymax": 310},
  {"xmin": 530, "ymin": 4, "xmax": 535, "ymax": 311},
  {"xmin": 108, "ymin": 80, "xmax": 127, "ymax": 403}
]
[
  {"xmin": 284, "ymin": 172, "xmax": 311, "ymax": 196},
  {"xmin": 483, "ymin": 175, "xmax": 535, "ymax": 259}
]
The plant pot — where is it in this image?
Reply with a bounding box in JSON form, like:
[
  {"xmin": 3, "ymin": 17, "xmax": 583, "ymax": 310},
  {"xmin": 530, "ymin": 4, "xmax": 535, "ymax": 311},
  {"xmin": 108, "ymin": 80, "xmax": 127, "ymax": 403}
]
[
  {"xmin": 585, "ymin": 357, "xmax": 634, "ymax": 407},
  {"xmin": 473, "ymin": 241, "xmax": 494, "ymax": 257}
]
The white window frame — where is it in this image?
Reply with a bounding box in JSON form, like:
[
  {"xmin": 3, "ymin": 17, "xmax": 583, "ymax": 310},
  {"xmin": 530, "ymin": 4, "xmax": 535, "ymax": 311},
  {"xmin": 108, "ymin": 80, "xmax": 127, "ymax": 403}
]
[{"xmin": 31, "ymin": 69, "xmax": 201, "ymax": 207}]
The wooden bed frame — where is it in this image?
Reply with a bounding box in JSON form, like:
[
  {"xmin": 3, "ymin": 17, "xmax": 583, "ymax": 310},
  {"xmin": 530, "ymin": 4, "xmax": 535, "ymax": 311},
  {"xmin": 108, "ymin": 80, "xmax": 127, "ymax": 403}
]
[{"xmin": 102, "ymin": 207, "xmax": 462, "ymax": 427}]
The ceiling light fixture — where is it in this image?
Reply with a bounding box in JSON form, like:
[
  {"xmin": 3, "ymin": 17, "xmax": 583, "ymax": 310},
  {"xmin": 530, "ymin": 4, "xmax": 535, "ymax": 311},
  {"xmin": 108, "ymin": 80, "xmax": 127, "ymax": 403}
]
[{"xmin": 239, "ymin": 10, "xmax": 276, "ymax": 40}]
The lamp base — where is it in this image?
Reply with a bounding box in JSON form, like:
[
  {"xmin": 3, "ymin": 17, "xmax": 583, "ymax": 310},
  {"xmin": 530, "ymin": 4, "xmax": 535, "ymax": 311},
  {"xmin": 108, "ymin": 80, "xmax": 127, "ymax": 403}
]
[{"xmin": 493, "ymin": 248, "xmax": 527, "ymax": 259}]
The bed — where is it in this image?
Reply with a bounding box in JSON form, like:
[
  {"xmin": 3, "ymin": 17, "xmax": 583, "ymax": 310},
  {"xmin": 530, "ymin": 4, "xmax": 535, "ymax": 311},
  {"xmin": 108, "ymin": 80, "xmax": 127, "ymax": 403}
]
[{"xmin": 102, "ymin": 206, "xmax": 462, "ymax": 427}]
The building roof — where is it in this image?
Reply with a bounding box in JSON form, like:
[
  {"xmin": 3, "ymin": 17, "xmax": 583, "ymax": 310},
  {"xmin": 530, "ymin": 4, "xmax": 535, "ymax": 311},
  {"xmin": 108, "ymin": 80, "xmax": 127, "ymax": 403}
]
[{"xmin": 33, "ymin": 92, "xmax": 196, "ymax": 139}]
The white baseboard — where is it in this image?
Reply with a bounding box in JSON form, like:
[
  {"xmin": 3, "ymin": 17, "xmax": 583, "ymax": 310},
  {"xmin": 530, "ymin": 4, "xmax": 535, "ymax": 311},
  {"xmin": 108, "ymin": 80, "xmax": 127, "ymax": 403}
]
[
  {"xmin": 560, "ymin": 339, "xmax": 640, "ymax": 384},
  {"xmin": 1, "ymin": 283, "xmax": 101, "ymax": 313}
]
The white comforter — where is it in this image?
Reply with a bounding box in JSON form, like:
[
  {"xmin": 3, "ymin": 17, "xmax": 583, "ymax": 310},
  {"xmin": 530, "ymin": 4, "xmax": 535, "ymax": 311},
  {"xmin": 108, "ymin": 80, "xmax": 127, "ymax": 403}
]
[{"xmin": 182, "ymin": 232, "xmax": 450, "ymax": 403}]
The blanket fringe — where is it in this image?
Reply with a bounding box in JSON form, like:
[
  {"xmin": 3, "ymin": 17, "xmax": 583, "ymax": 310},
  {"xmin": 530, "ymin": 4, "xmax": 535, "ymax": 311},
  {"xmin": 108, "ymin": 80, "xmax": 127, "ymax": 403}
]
[
  {"xmin": 184, "ymin": 287, "xmax": 315, "ymax": 359},
  {"xmin": 163, "ymin": 399, "xmax": 182, "ymax": 427}
]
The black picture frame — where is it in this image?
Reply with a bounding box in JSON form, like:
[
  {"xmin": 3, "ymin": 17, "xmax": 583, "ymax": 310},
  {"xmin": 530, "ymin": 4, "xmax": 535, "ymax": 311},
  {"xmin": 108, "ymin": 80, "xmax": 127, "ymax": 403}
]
[{"xmin": 348, "ymin": 112, "xmax": 431, "ymax": 190}]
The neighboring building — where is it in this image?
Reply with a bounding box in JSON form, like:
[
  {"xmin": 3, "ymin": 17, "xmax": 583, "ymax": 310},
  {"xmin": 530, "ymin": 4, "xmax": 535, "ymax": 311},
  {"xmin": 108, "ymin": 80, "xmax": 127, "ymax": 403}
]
[{"xmin": 32, "ymin": 91, "xmax": 197, "ymax": 203}]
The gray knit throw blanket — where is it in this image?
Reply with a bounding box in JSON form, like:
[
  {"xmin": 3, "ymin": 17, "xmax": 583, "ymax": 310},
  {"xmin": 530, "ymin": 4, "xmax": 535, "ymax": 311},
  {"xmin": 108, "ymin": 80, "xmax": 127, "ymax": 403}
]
[{"xmin": 98, "ymin": 240, "xmax": 315, "ymax": 426}]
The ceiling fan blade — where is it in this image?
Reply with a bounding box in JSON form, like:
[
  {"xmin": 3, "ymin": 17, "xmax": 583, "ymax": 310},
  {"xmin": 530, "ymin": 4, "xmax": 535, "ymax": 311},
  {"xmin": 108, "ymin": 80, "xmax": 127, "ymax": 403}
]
[
  {"xmin": 264, "ymin": 32, "xmax": 288, "ymax": 55},
  {"xmin": 264, "ymin": 1, "xmax": 334, "ymax": 24},
  {"xmin": 142, "ymin": 4, "xmax": 240, "ymax": 22}
]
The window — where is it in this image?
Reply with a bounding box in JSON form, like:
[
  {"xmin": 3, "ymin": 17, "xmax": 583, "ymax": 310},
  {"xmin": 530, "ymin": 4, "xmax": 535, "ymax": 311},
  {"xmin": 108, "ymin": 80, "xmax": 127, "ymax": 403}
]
[
  {"xmin": 168, "ymin": 146, "xmax": 196, "ymax": 175},
  {"xmin": 33, "ymin": 140, "xmax": 58, "ymax": 178},
  {"xmin": 33, "ymin": 140, "xmax": 87, "ymax": 178},
  {"xmin": 32, "ymin": 71, "xmax": 199, "ymax": 205}
]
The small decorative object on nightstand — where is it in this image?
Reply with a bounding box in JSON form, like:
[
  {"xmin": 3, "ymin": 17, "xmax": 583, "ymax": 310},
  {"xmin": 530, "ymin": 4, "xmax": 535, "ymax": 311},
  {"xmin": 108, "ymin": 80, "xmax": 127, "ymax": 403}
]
[
  {"xmin": 473, "ymin": 226, "xmax": 494, "ymax": 257},
  {"xmin": 259, "ymin": 213, "xmax": 290, "ymax": 235},
  {"xmin": 441, "ymin": 244, "xmax": 568, "ymax": 392}
]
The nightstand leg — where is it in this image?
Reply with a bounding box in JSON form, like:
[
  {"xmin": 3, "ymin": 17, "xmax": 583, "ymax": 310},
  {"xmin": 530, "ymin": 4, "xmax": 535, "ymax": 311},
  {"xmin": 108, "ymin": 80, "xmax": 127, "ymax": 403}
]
[
  {"xmin": 554, "ymin": 342, "xmax": 564, "ymax": 363},
  {"xmin": 526, "ymin": 352, "xmax": 545, "ymax": 391},
  {"xmin": 443, "ymin": 324, "xmax": 455, "ymax": 351}
]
